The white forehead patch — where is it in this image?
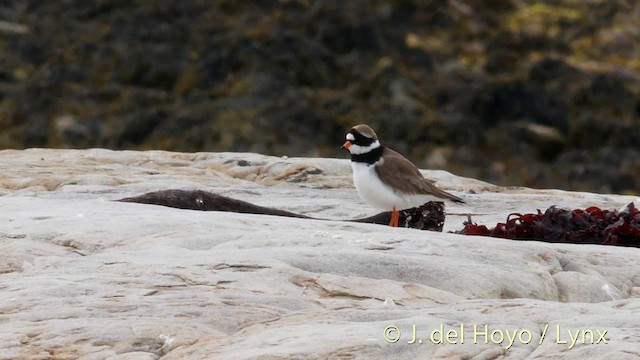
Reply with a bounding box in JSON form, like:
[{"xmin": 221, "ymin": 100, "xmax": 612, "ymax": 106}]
[{"xmin": 346, "ymin": 133, "xmax": 355, "ymax": 141}]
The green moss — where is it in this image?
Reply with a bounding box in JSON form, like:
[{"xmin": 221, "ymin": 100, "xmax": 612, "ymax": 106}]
[{"xmin": 506, "ymin": 3, "xmax": 586, "ymax": 37}]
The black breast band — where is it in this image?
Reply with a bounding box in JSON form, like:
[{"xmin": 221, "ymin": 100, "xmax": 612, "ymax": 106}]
[{"xmin": 351, "ymin": 146, "xmax": 384, "ymax": 165}]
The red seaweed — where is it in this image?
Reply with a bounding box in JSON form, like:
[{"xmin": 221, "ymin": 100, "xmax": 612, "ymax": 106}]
[{"xmin": 456, "ymin": 203, "xmax": 640, "ymax": 247}]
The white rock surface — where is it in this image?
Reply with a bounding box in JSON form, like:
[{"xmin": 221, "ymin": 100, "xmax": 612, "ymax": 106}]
[{"xmin": 0, "ymin": 149, "xmax": 639, "ymax": 359}]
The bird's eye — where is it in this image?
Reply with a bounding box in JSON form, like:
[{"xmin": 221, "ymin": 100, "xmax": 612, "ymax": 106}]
[{"xmin": 346, "ymin": 133, "xmax": 355, "ymax": 141}]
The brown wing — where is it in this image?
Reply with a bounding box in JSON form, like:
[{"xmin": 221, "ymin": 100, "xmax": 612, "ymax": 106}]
[{"xmin": 376, "ymin": 148, "xmax": 465, "ymax": 203}]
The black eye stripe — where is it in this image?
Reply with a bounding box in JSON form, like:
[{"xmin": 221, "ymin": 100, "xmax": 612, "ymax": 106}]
[{"xmin": 349, "ymin": 130, "xmax": 375, "ymax": 146}]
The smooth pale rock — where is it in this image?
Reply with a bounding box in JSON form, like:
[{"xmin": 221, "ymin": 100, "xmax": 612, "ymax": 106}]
[
  {"xmin": 106, "ymin": 352, "xmax": 158, "ymax": 360},
  {"xmin": 553, "ymin": 271, "xmax": 624, "ymax": 302},
  {"xmin": 0, "ymin": 149, "xmax": 639, "ymax": 360}
]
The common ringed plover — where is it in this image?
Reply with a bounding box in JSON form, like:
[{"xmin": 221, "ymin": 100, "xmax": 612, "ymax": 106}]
[{"xmin": 342, "ymin": 124, "xmax": 464, "ymax": 227}]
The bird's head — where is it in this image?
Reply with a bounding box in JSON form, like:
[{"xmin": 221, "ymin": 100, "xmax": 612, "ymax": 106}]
[{"xmin": 341, "ymin": 124, "xmax": 381, "ymax": 154}]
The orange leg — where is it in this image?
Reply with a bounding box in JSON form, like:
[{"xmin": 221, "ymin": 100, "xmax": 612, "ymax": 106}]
[{"xmin": 389, "ymin": 207, "xmax": 399, "ymax": 227}]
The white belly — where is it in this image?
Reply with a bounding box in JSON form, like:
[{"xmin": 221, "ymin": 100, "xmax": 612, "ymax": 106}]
[{"xmin": 351, "ymin": 161, "xmax": 440, "ymax": 211}]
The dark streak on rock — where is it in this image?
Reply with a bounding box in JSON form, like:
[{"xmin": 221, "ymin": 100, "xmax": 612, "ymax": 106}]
[{"xmin": 118, "ymin": 189, "xmax": 445, "ymax": 231}]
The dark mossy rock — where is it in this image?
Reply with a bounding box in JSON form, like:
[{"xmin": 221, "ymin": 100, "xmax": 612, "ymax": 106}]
[{"xmin": 1, "ymin": 1, "xmax": 640, "ymax": 193}]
